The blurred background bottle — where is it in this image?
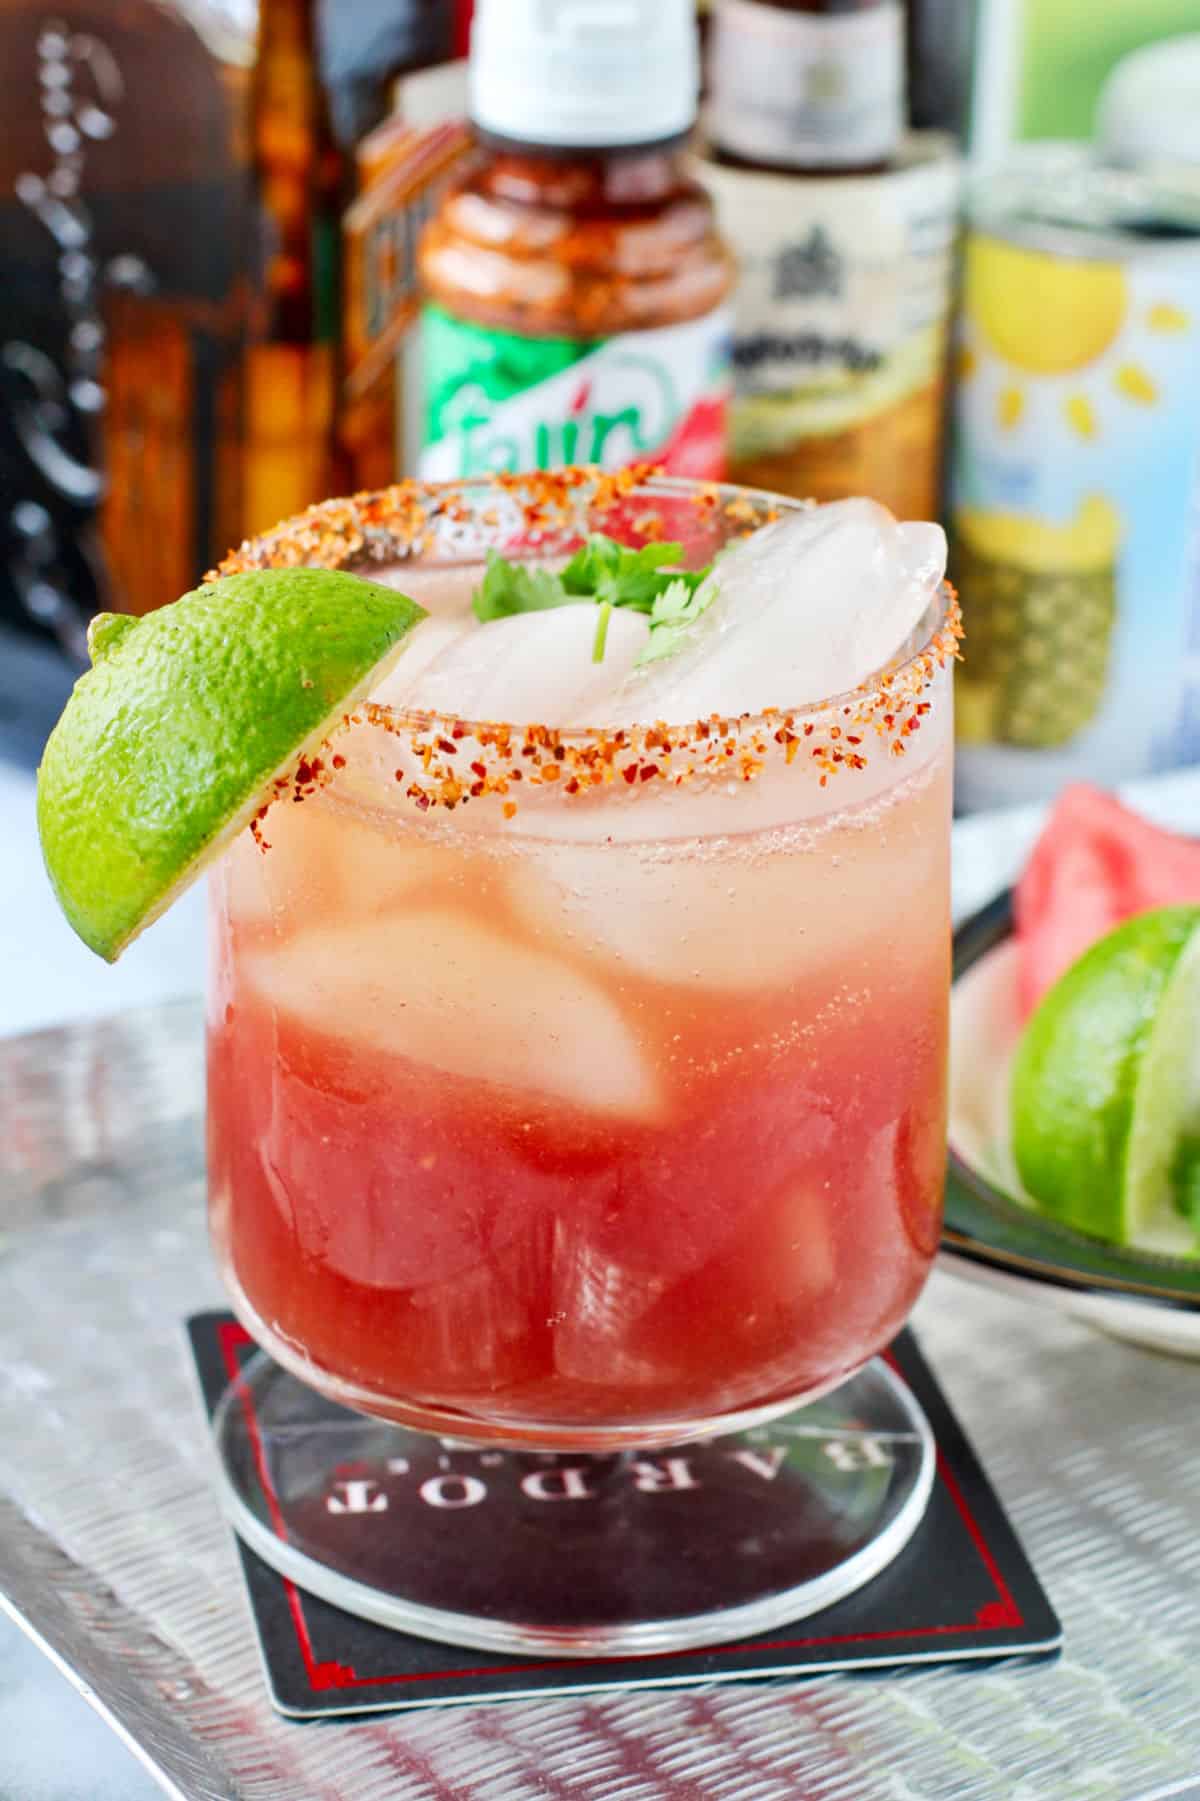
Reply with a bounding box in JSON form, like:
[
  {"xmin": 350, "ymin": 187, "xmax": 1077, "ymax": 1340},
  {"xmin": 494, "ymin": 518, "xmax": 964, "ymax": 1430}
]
[
  {"xmin": 246, "ymin": 0, "xmax": 462, "ymax": 529},
  {"xmin": 0, "ymin": 0, "xmax": 251, "ymax": 653},
  {"xmin": 340, "ymin": 53, "xmax": 471, "ymax": 492},
  {"xmin": 710, "ymin": 0, "xmax": 906, "ymax": 175},
  {"xmin": 699, "ymin": 0, "xmax": 961, "ymax": 517},
  {"xmin": 0, "ymin": 0, "xmax": 461, "ymax": 668},
  {"xmin": 242, "ymin": 0, "xmax": 344, "ymax": 538},
  {"xmin": 415, "ymin": 0, "xmax": 734, "ymax": 482},
  {"xmin": 905, "ymin": 0, "xmax": 976, "ymax": 142}
]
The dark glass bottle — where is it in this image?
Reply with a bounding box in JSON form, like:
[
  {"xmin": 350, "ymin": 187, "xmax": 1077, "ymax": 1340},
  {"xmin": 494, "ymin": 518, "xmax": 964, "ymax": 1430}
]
[
  {"xmin": 0, "ymin": 0, "xmax": 250, "ymax": 645},
  {"xmin": 906, "ymin": 0, "xmax": 978, "ymax": 142},
  {"xmin": 242, "ymin": 0, "xmax": 346, "ymax": 538}
]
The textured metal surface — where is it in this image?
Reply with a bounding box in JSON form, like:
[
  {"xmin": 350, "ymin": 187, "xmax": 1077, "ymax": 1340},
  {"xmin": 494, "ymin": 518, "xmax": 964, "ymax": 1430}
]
[{"xmin": 2, "ymin": 1000, "xmax": 1200, "ymax": 1799}]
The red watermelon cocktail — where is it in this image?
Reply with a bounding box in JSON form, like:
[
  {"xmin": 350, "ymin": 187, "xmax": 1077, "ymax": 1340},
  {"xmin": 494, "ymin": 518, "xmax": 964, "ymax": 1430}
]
[{"xmin": 205, "ymin": 473, "xmax": 959, "ymax": 1448}]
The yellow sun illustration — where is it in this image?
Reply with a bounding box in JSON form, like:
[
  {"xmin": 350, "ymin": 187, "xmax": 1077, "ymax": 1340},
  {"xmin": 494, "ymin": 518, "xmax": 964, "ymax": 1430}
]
[
  {"xmin": 964, "ymin": 235, "xmax": 1188, "ymax": 441},
  {"xmin": 967, "ymin": 237, "xmax": 1126, "ymax": 373}
]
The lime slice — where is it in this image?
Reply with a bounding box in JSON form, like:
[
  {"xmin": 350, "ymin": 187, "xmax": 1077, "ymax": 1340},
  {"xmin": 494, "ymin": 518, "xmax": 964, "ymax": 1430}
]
[
  {"xmin": 1011, "ymin": 905, "xmax": 1200, "ymax": 1246},
  {"xmin": 37, "ymin": 569, "xmax": 426, "ymax": 961}
]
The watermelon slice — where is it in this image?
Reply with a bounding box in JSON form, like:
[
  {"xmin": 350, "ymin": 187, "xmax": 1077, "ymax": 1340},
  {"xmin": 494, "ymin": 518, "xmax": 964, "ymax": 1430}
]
[{"xmin": 1015, "ymin": 784, "xmax": 1200, "ymax": 1016}]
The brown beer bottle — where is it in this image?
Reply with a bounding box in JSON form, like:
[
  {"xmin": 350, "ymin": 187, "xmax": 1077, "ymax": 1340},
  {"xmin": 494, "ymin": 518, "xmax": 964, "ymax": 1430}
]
[
  {"xmin": 709, "ymin": 0, "xmax": 906, "ymax": 176},
  {"xmin": 243, "ymin": 0, "xmax": 344, "ymax": 536}
]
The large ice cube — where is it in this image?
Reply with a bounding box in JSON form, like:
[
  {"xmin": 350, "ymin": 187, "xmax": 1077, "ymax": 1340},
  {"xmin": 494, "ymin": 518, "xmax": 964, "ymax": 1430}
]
[
  {"xmin": 504, "ymin": 705, "xmax": 951, "ymax": 970},
  {"xmin": 243, "ymin": 908, "xmax": 663, "ymax": 1121},
  {"xmin": 506, "ymin": 832, "xmax": 869, "ymax": 991},
  {"xmin": 536, "ymin": 838, "xmax": 825, "ymax": 994},
  {"xmin": 368, "ymin": 616, "xmax": 470, "ymax": 708},
  {"xmin": 395, "ymin": 604, "xmax": 650, "ymax": 725},
  {"xmin": 225, "ymin": 799, "xmax": 449, "ymax": 932},
  {"xmin": 367, "ymin": 562, "xmax": 479, "ymax": 618},
  {"xmin": 597, "ymin": 500, "xmax": 945, "ymax": 726}
]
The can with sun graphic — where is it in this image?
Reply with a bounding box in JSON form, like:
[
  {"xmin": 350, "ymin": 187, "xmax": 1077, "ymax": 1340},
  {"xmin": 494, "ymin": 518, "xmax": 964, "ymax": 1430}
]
[{"xmin": 951, "ymin": 146, "xmax": 1200, "ymax": 811}]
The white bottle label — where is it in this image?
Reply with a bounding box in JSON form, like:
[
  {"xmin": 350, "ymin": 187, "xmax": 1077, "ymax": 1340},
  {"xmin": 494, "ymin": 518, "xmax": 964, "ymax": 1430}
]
[
  {"xmin": 711, "ymin": 0, "xmax": 905, "ymax": 169},
  {"xmin": 701, "ymin": 143, "xmax": 960, "ymax": 517}
]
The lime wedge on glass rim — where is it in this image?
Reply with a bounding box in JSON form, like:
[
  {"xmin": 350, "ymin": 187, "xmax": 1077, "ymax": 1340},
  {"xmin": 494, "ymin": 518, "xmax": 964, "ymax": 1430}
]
[
  {"xmin": 1011, "ymin": 905, "xmax": 1200, "ymax": 1248},
  {"xmin": 36, "ymin": 570, "xmax": 426, "ymax": 962}
]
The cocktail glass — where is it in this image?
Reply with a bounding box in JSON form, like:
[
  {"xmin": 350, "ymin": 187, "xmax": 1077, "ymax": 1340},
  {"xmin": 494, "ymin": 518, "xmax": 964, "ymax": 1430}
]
[{"xmin": 207, "ymin": 471, "xmax": 958, "ymax": 1655}]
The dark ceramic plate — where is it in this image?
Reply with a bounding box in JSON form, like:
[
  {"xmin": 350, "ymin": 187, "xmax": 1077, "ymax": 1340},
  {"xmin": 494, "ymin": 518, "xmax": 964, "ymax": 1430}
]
[{"xmin": 944, "ymin": 892, "xmax": 1200, "ymax": 1354}]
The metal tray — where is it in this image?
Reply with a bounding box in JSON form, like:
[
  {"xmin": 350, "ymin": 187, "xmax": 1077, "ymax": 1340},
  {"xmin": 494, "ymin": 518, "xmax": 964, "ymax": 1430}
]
[{"xmin": 2, "ymin": 1000, "xmax": 1199, "ymax": 1800}]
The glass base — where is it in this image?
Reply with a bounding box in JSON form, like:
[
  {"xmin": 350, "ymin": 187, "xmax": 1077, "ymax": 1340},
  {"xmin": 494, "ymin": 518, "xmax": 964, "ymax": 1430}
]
[{"xmin": 212, "ymin": 1354, "xmax": 934, "ymax": 1658}]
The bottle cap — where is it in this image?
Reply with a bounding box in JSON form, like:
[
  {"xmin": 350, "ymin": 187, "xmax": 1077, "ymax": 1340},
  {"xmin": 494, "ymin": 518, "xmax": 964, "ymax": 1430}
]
[
  {"xmin": 1096, "ymin": 34, "xmax": 1200, "ymax": 174},
  {"xmin": 469, "ymin": 0, "xmax": 699, "ymax": 150}
]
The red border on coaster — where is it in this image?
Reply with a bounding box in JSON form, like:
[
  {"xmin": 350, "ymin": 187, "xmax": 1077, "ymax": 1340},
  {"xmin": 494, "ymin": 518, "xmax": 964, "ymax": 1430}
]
[{"xmin": 218, "ymin": 1322, "xmax": 1024, "ymax": 1695}]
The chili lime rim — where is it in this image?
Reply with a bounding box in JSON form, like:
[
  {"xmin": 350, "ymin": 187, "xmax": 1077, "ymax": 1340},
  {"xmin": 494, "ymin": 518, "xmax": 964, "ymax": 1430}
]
[{"xmin": 212, "ymin": 466, "xmax": 961, "ymax": 819}]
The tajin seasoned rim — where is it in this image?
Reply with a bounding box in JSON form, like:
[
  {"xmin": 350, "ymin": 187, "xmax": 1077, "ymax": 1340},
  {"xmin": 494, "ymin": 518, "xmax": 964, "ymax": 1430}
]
[{"xmin": 212, "ymin": 465, "xmax": 962, "ymax": 819}]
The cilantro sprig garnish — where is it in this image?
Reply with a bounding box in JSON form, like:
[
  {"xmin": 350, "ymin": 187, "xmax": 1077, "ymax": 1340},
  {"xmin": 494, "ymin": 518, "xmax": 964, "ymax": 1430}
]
[
  {"xmin": 559, "ymin": 536, "xmax": 699, "ymax": 612},
  {"xmin": 472, "ymin": 533, "xmax": 716, "ymax": 665}
]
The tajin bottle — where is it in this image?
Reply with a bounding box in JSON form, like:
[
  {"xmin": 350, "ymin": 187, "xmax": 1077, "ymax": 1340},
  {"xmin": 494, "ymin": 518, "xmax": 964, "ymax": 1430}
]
[
  {"xmin": 417, "ymin": 0, "xmax": 734, "ymax": 481},
  {"xmin": 710, "ymin": 0, "xmax": 906, "ymax": 176}
]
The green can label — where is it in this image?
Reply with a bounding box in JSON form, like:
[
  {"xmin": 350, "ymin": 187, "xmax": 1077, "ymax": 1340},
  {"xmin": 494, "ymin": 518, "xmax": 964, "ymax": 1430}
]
[{"xmin": 418, "ymin": 304, "xmax": 731, "ymax": 480}]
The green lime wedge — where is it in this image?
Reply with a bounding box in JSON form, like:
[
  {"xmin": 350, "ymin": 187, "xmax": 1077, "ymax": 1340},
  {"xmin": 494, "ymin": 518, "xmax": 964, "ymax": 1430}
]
[
  {"xmin": 37, "ymin": 569, "xmax": 426, "ymax": 961},
  {"xmin": 1011, "ymin": 905, "xmax": 1200, "ymax": 1246}
]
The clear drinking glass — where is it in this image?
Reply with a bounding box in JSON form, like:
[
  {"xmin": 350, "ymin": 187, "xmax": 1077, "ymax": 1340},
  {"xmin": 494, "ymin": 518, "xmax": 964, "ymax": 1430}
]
[{"xmin": 206, "ymin": 472, "xmax": 958, "ymax": 1654}]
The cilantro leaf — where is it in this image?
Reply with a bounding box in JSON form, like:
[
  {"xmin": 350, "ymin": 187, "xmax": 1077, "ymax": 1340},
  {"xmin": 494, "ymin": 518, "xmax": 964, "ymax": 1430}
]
[
  {"xmin": 636, "ymin": 574, "xmax": 719, "ymax": 665},
  {"xmin": 560, "ymin": 534, "xmax": 622, "ymax": 596},
  {"xmin": 472, "ymin": 549, "xmax": 574, "ymax": 623},
  {"xmin": 469, "ymin": 533, "xmax": 716, "ymax": 667},
  {"xmin": 561, "ymin": 535, "xmax": 689, "ymax": 613}
]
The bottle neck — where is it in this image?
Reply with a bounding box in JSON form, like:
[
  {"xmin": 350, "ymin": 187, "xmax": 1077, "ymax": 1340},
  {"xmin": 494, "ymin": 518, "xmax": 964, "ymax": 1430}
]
[
  {"xmin": 709, "ymin": 0, "xmax": 905, "ymax": 174},
  {"xmin": 251, "ymin": 0, "xmax": 341, "ymax": 345},
  {"xmin": 468, "ymin": 0, "xmax": 700, "ymax": 153},
  {"xmin": 469, "ymin": 130, "xmax": 694, "ymax": 208},
  {"xmin": 254, "ymin": 0, "xmax": 319, "ymax": 83}
]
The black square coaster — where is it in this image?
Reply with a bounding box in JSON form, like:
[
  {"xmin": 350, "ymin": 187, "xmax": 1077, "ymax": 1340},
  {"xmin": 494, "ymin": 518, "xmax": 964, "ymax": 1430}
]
[{"xmin": 188, "ymin": 1315, "xmax": 1060, "ymax": 1716}]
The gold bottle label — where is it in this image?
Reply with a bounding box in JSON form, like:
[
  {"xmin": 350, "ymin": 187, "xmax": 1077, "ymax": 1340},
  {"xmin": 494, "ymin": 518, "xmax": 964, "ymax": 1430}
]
[{"xmin": 342, "ymin": 117, "xmax": 472, "ymax": 488}]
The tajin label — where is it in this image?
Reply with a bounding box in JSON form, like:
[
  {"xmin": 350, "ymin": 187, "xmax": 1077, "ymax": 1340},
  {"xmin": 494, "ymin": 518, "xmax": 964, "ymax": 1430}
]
[{"xmin": 418, "ymin": 307, "xmax": 731, "ymax": 481}]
